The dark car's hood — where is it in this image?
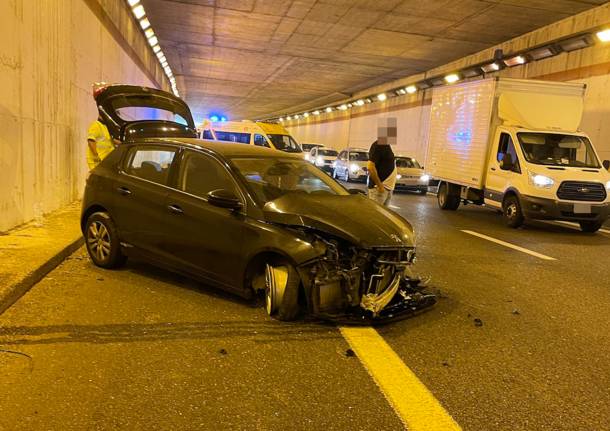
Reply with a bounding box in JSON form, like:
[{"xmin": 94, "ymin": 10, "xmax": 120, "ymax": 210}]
[
  {"xmin": 94, "ymin": 84, "xmax": 197, "ymax": 141},
  {"xmin": 262, "ymin": 193, "xmax": 414, "ymax": 248}
]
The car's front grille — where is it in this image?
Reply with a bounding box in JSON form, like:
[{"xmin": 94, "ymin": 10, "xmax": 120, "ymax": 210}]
[{"xmin": 556, "ymin": 181, "xmax": 607, "ymax": 202}]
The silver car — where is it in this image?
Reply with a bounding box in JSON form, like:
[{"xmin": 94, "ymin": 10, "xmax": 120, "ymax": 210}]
[
  {"xmin": 394, "ymin": 155, "xmax": 429, "ymax": 194},
  {"xmin": 333, "ymin": 148, "xmax": 369, "ymax": 182},
  {"xmin": 309, "ymin": 146, "xmax": 338, "ymax": 174}
]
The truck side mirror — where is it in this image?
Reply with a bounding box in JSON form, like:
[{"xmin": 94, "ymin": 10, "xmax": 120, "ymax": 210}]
[
  {"xmin": 603, "ymin": 160, "xmax": 610, "ymax": 170},
  {"xmin": 500, "ymin": 153, "xmax": 514, "ymax": 171}
]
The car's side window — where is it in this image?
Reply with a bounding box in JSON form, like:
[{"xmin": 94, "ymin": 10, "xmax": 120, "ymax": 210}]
[
  {"xmin": 124, "ymin": 146, "xmax": 177, "ymax": 186},
  {"xmin": 202, "ymin": 130, "xmax": 214, "ymax": 140},
  {"xmin": 254, "ymin": 134, "xmax": 269, "ymax": 147},
  {"xmin": 178, "ymin": 151, "xmax": 239, "ymax": 199}
]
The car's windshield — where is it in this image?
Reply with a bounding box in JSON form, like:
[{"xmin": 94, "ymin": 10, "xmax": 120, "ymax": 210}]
[
  {"xmin": 267, "ymin": 134, "xmax": 302, "ymax": 153},
  {"xmin": 301, "ymin": 143, "xmax": 320, "ymax": 151},
  {"xmin": 396, "ymin": 157, "xmax": 421, "ymax": 169},
  {"xmin": 349, "ymin": 151, "xmax": 368, "ymax": 161},
  {"xmin": 517, "ymin": 133, "xmax": 600, "ymax": 168},
  {"xmin": 319, "ymin": 149, "xmax": 338, "ymax": 157},
  {"xmin": 231, "ymin": 157, "xmax": 348, "ymax": 204}
]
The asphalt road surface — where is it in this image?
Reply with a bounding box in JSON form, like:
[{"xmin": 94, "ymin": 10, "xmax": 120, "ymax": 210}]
[{"xmin": 1, "ymin": 189, "xmax": 609, "ymax": 430}]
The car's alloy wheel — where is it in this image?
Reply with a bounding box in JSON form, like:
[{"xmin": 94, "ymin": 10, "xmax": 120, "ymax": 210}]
[
  {"xmin": 88, "ymin": 221, "xmax": 111, "ymax": 262},
  {"xmin": 264, "ymin": 262, "xmax": 299, "ymax": 321},
  {"xmin": 85, "ymin": 212, "xmax": 127, "ymax": 269}
]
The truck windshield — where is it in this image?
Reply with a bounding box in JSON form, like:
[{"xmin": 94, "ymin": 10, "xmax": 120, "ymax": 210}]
[
  {"xmin": 267, "ymin": 134, "xmax": 302, "ymax": 153},
  {"xmin": 517, "ymin": 133, "xmax": 600, "ymax": 168}
]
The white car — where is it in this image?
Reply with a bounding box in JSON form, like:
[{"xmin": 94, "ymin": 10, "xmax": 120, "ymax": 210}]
[
  {"xmin": 333, "ymin": 148, "xmax": 369, "ymax": 182},
  {"xmin": 394, "ymin": 155, "xmax": 429, "ymax": 194},
  {"xmin": 309, "ymin": 146, "xmax": 338, "ymax": 174}
]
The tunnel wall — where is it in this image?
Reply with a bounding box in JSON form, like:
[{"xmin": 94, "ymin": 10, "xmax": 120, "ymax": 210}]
[
  {"xmin": 286, "ymin": 2, "xmax": 610, "ymax": 165},
  {"xmin": 0, "ymin": 0, "xmax": 167, "ymax": 232}
]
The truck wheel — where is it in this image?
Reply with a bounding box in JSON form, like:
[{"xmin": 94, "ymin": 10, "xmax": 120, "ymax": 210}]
[
  {"xmin": 503, "ymin": 195, "xmax": 524, "ymax": 228},
  {"xmin": 579, "ymin": 221, "xmax": 603, "ymax": 233},
  {"xmin": 85, "ymin": 212, "xmax": 127, "ymax": 268},
  {"xmin": 438, "ymin": 183, "xmax": 460, "ymax": 210},
  {"xmin": 265, "ymin": 262, "xmax": 300, "ymax": 321}
]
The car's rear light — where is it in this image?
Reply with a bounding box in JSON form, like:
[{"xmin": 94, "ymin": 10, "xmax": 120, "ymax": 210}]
[{"xmin": 92, "ymin": 82, "xmax": 109, "ymax": 97}]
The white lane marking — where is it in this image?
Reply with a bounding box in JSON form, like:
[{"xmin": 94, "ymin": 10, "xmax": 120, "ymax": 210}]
[
  {"xmin": 547, "ymin": 220, "xmax": 610, "ymax": 235},
  {"xmin": 389, "ymin": 204, "xmax": 401, "ymax": 210},
  {"xmin": 461, "ymin": 230, "xmax": 556, "ymax": 261},
  {"xmin": 340, "ymin": 327, "xmax": 462, "ymax": 431}
]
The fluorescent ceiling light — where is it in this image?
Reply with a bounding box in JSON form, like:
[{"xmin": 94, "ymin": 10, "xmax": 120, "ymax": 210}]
[
  {"xmin": 325, "ymin": 107, "xmax": 332, "ymax": 113},
  {"xmin": 528, "ymin": 46, "xmax": 556, "ymax": 60},
  {"xmin": 148, "ymin": 36, "xmax": 158, "ymax": 46},
  {"xmin": 303, "ymin": 112, "xmax": 309, "ymax": 118},
  {"xmin": 145, "ymin": 28, "xmax": 155, "ymax": 38},
  {"xmin": 139, "ymin": 18, "xmax": 151, "ymax": 30},
  {"xmin": 313, "ymin": 110, "xmax": 320, "ymax": 115},
  {"xmin": 132, "ymin": 4, "xmax": 145, "ymax": 19},
  {"xmin": 558, "ymin": 35, "xmax": 592, "ymax": 52},
  {"xmin": 286, "ymin": 116, "xmax": 292, "ymax": 120},
  {"xmin": 396, "ymin": 89, "xmax": 406, "ymax": 95},
  {"xmin": 152, "ymin": 45, "xmax": 160, "ymax": 53},
  {"xmin": 355, "ymin": 99, "xmax": 365, "ymax": 106},
  {"xmin": 279, "ymin": 117, "xmax": 284, "ymax": 122},
  {"xmin": 128, "ymin": 0, "xmax": 140, "ymax": 6},
  {"xmin": 444, "ymin": 74, "xmax": 460, "ymax": 83},
  {"xmin": 406, "ymin": 85, "xmax": 417, "ymax": 94},
  {"xmin": 597, "ymin": 29, "xmax": 610, "ymax": 42},
  {"xmin": 503, "ymin": 55, "xmax": 526, "ymax": 67},
  {"xmin": 377, "ymin": 93, "xmax": 387, "ymax": 101},
  {"xmin": 481, "ymin": 62, "xmax": 500, "ymax": 73},
  {"xmin": 338, "ymin": 104, "xmax": 348, "ymax": 111}
]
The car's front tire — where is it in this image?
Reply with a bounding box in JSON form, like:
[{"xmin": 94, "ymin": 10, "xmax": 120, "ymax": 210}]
[
  {"xmin": 579, "ymin": 220, "xmax": 603, "ymax": 233},
  {"xmin": 437, "ymin": 183, "xmax": 460, "ymax": 210},
  {"xmin": 265, "ymin": 262, "xmax": 300, "ymax": 321},
  {"xmin": 85, "ymin": 212, "xmax": 127, "ymax": 269}
]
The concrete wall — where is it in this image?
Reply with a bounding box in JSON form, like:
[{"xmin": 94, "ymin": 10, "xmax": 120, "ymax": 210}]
[
  {"xmin": 0, "ymin": 0, "xmax": 167, "ymax": 232},
  {"xmin": 286, "ymin": 2, "xmax": 610, "ymax": 165}
]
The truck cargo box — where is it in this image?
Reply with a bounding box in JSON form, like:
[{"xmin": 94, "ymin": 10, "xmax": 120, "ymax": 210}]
[{"xmin": 425, "ymin": 78, "xmax": 586, "ymax": 189}]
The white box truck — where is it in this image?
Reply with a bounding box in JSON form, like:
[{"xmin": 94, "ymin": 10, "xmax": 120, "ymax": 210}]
[{"xmin": 425, "ymin": 77, "xmax": 610, "ymax": 232}]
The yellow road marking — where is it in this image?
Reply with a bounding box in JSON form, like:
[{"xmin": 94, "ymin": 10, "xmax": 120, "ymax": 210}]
[
  {"xmin": 461, "ymin": 230, "xmax": 556, "ymax": 261},
  {"xmin": 340, "ymin": 327, "xmax": 461, "ymax": 431}
]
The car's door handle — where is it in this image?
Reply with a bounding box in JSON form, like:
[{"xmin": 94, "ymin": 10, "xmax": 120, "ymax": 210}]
[
  {"xmin": 490, "ymin": 167, "xmax": 496, "ymax": 171},
  {"xmin": 167, "ymin": 204, "xmax": 183, "ymax": 215},
  {"xmin": 117, "ymin": 186, "xmax": 132, "ymax": 196}
]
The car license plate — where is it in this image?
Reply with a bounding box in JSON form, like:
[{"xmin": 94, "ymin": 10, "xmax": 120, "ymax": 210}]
[{"xmin": 573, "ymin": 203, "xmax": 591, "ymax": 214}]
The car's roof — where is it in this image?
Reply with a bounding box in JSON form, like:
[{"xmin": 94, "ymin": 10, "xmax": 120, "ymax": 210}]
[
  {"xmin": 144, "ymin": 137, "xmax": 304, "ymax": 159},
  {"xmin": 346, "ymin": 147, "xmax": 368, "ymax": 152}
]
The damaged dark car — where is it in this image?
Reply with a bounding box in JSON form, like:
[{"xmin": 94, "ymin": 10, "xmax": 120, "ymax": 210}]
[{"xmin": 82, "ymin": 85, "xmax": 435, "ymax": 322}]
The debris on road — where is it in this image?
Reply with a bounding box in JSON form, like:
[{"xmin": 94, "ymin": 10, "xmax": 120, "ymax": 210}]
[
  {"xmin": 512, "ymin": 309, "xmax": 520, "ymax": 315},
  {"xmin": 345, "ymin": 348, "xmax": 356, "ymax": 358},
  {"xmin": 219, "ymin": 348, "xmax": 228, "ymax": 355},
  {"xmin": 473, "ymin": 318, "xmax": 483, "ymax": 327}
]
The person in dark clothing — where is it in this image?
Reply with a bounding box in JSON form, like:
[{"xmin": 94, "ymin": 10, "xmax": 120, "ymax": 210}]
[{"xmin": 367, "ymin": 120, "xmax": 397, "ymax": 206}]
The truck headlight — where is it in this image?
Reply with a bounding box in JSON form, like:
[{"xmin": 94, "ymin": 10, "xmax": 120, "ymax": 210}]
[
  {"xmin": 396, "ymin": 174, "xmax": 402, "ymax": 180},
  {"xmin": 528, "ymin": 172, "xmax": 554, "ymax": 188},
  {"xmin": 316, "ymin": 156, "xmax": 324, "ymax": 166},
  {"xmin": 420, "ymin": 174, "xmax": 430, "ymax": 182},
  {"xmin": 349, "ymin": 163, "xmax": 359, "ymax": 173}
]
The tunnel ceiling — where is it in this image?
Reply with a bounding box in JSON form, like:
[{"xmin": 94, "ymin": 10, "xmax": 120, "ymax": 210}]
[{"xmin": 142, "ymin": 0, "xmax": 606, "ymax": 122}]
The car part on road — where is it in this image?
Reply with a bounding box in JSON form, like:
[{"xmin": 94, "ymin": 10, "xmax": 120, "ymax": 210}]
[
  {"xmin": 579, "ymin": 220, "xmax": 603, "ymax": 233},
  {"xmin": 85, "ymin": 212, "xmax": 127, "ymax": 268},
  {"xmin": 503, "ymin": 195, "xmax": 525, "ymax": 228}
]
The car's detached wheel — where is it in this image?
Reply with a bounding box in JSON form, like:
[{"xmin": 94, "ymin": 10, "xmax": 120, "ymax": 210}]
[
  {"xmin": 265, "ymin": 262, "xmax": 300, "ymax": 321},
  {"xmin": 579, "ymin": 220, "xmax": 603, "ymax": 233},
  {"xmin": 85, "ymin": 212, "xmax": 126, "ymax": 269},
  {"xmin": 503, "ymin": 195, "xmax": 524, "ymax": 228}
]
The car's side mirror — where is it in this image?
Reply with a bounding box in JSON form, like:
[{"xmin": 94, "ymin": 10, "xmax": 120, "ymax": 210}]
[
  {"xmin": 603, "ymin": 160, "xmax": 610, "ymax": 170},
  {"xmin": 500, "ymin": 153, "xmax": 514, "ymax": 171},
  {"xmin": 207, "ymin": 189, "xmax": 243, "ymax": 210},
  {"xmin": 348, "ymin": 188, "xmax": 366, "ymax": 195}
]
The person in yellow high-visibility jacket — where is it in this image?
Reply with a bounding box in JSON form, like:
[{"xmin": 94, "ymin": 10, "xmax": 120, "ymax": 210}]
[{"xmin": 86, "ymin": 117, "xmax": 116, "ymax": 169}]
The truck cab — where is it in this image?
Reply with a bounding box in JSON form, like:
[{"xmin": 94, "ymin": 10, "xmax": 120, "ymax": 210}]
[{"xmin": 483, "ymin": 126, "xmax": 609, "ymax": 231}]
